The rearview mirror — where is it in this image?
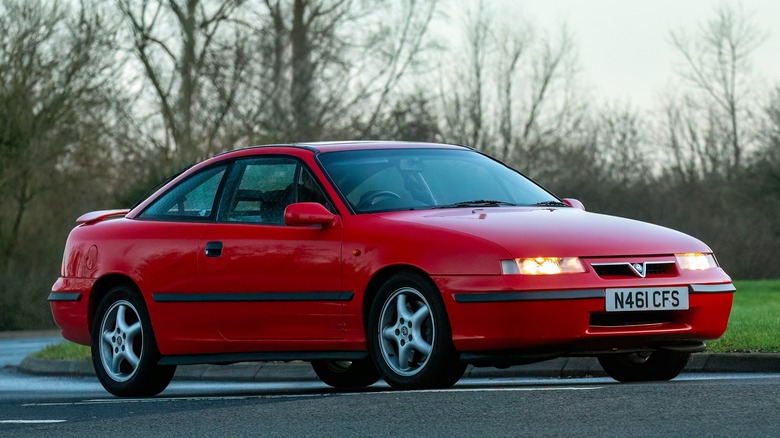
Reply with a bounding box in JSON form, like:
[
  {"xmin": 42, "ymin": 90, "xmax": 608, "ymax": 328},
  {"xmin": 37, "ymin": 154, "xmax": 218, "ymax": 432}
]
[
  {"xmin": 284, "ymin": 202, "xmax": 337, "ymax": 227},
  {"xmin": 562, "ymin": 198, "xmax": 586, "ymax": 211}
]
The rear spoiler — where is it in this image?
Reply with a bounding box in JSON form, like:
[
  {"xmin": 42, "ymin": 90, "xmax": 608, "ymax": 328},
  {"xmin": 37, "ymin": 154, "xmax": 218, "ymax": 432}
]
[{"xmin": 76, "ymin": 209, "xmax": 131, "ymax": 225}]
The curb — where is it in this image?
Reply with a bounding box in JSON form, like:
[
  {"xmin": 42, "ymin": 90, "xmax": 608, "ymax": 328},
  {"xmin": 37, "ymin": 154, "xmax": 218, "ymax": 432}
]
[
  {"xmin": 0, "ymin": 330, "xmax": 60, "ymax": 340},
  {"xmin": 17, "ymin": 353, "xmax": 780, "ymax": 382}
]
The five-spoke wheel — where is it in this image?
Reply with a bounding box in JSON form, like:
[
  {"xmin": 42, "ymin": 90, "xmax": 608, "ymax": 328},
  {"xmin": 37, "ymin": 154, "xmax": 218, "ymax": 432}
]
[
  {"xmin": 91, "ymin": 285, "xmax": 175, "ymax": 397},
  {"xmin": 378, "ymin": 287, "xmax": 434, "ymax": 376},
  {"xmin": 368, "ymin": 272, "xmax": 465, "ymax": 389},
  {"xmin": 98, "ymin": 300, "xmax": 143, "ymax": 382}
]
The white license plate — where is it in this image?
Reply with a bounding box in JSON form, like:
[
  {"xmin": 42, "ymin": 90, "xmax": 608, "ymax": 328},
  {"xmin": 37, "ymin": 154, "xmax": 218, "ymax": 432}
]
[{"xmin": 605, "ymin": 287, "xmax": 689, "ymax": 312}]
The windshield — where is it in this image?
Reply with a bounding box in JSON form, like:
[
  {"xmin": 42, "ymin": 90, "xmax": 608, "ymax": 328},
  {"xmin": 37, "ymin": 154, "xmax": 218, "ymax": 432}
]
[{"xmin": 317, "ymin": 148, "xmax": 560, "ymax": 213}]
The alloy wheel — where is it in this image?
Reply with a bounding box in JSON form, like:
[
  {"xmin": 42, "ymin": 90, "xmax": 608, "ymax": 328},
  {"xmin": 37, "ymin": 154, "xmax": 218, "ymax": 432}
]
[
  {"xmin": 98, "ymin": 300, "xmax": 143, "ymax": 382},
  {"xmin": 377, "ymin": 287, "xmax": 434, "ymax": 376}
]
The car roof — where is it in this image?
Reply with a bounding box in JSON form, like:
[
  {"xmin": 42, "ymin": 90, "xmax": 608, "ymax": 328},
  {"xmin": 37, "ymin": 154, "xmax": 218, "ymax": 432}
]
[
  {"xmin": 298, "ymin": 141, "xmax": 471, "ymax": 152},
  {"xmin": 216, "ymin": 141, "xmax": 472, "ymax": 158}
]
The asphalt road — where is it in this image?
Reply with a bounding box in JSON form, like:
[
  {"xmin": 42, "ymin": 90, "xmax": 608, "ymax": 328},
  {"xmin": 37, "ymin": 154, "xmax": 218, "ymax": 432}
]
[
  {"xmin": 1, "ymin": 367, "xmax": 778, "ymax": 437},
  {"xmin": 2, "ymin": 335, "xmax": 779, "ymax": 436}
]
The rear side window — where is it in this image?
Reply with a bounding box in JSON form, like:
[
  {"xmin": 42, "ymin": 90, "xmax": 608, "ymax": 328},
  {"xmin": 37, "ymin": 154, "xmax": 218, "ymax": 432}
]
[{"xmin": 139, "ymin": 166, "xmax": 227, "ymax": 220}]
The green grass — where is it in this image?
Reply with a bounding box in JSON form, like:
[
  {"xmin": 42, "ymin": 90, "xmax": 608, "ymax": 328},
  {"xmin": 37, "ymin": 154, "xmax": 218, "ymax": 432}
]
[
  {"xmin": 707, "ymin": 279, "xmax": 780, "ymax": 353},
  {"xmin": 34, "ymin": 279, "xmax": 780, "ymax": 360},
  {"xmin": 34, "ymin": 341, "xmax": 90, "ymax": 360}
]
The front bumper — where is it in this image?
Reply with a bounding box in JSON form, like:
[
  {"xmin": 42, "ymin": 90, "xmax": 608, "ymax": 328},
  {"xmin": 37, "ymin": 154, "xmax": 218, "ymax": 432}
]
[{"xmin": 434, "ymin": 273, "xmax": 735, "ymax": 354}]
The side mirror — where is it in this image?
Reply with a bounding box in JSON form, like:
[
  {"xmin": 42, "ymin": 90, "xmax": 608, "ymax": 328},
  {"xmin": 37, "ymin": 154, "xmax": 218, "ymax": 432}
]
[
  {"xmin": 284, "ymin": 202, "xmax": 337, "ymax": 227},
  {"xmin": 562, "ymin": 198, "xmax": 586, "ymax": 211}
]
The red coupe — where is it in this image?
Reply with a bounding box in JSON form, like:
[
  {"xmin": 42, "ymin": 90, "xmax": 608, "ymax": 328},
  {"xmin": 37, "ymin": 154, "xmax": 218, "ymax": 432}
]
[{"xmin": 50, "ymin": 142, "xmax": 734, "ymax": 396}]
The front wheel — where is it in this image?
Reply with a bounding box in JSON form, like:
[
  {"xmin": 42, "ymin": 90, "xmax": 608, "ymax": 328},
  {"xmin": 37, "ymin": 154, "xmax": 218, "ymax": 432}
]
[
  {"xmin": 598, "ymin": 350, "xmax": 691, "ymax": 382},
  {"xmin": 367, "ymin": 272, "xmax": 466, "ymax": 390},
  {"xmin": 91, "ymin": 285, "xmax": 176, "ymax": 397},
  {"xmin": 311, "ymin": 359, "xmax": 381, "ymax": 388}
]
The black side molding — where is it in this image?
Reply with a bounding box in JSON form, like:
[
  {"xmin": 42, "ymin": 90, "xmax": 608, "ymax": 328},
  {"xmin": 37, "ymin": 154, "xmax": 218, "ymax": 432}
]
[
  {"xmin": 454, "ymin": 289, "xmax": 604, "ymax": 303},
  {"xmin": 48, "ymin": 292, "xmax": 82, "ymax": 301},
  {"xmin": 689, "ymin": 284, "xmax": 736, "ymax": 293},
  {"xmin": 152, "ymin": 291, "xmax": 354, "ymax": 303}
]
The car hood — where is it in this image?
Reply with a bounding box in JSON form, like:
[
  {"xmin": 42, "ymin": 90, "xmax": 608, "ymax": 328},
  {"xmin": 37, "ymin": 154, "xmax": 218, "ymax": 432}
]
[{"xmin": 381, "ymin": 207, "xmax": 711, "ymax": 258}]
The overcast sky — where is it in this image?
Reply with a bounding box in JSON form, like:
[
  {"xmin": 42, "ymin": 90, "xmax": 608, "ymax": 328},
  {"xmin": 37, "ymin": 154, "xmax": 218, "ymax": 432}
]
[{"xmin": 480, "ymin": 0, "xmax": 780, "ymax": 108}]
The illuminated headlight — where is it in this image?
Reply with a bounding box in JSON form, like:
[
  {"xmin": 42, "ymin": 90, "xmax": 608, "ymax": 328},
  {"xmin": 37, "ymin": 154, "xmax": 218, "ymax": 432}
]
[
  {"xmin": 501, "ymin": 257, "xmax": 586, "ymax": 275},
  {"xmin": 676, "ymin": 253, "xmax": 718, "ymax": 270}
]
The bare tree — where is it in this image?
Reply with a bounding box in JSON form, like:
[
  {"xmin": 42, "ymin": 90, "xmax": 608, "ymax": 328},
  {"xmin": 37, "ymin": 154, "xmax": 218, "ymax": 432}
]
[
  {"xmin": 242, "ymin": 0, "xmax": 438, "ymax": 142},
  {"xmin": 117, "ymin": 0, "xmax": 248, "ymax": 170},
  {"xmin": 516, "ymin": 25, "xmax": 583, "ymax": 169},
  {"xmin": 757, "ymin": 87, "xmax": 780, "ymax": 182},
  {"xmin": 667, "ymin": 2, "xmax": 766, "ymax": 180},
  {"xmin": 245, "ymin": 0, "xmax": 353, "ymax": 140},
  {"xmin": 356, "ymin": 0, "xmax": 438, "ymax": 137},
  {"xmin": 440, "ymin": 2, "xmax": 584, "ymax": 170},
  {"xmin": 0, "ymin": 0, "xmax": 119, "ymax": 269},
  {"xmin": 439, "ymin": 0, "xmax": 492, "ymax": 151},
  {"xmin": 592, "ymin": 103, "xmax": 654, "ymax": 187},
  {"xmin": 368, "ymin": 91, "xmax": 441, "ymax": 142},
  {"xmin": 0, "ymin": 0, "xmax": 122, "ymax": 329},
  {"xmin": 495, "ymin": 27, "xmax": 527, "ymax": 161}
]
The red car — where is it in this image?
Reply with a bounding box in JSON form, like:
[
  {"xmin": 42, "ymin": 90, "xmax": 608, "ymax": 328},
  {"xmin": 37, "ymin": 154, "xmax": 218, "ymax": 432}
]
[{"xmin": 49, "ymin": 142, "xmax": 734, "ymax": 396}]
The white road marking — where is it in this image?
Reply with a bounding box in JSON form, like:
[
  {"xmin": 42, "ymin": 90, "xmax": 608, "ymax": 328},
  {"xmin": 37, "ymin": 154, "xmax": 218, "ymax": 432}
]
[
  {"xmin": 22, "ymin": 386, "xmax": 602, "ymax": 407},
  {"xmin": 394, "ymin": 386, "xmax": 602, "ymax": 394},
  {"xmin": 0, "ymin": 420, "xmax": 66, "ymax": 424}
]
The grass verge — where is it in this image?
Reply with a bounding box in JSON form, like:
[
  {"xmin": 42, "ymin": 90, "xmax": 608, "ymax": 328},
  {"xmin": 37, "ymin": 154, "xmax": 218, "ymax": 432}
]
[
  {"xmin": 34, "ymin": 279, "xmax": 780, "ymax": 359},
  {"xmin": 34, "ymin": 341, "xmax": 90, "ymax": 360},
  {"xmin": 706, "ymin": 279, "xmax": 780, "ymax": 352}
]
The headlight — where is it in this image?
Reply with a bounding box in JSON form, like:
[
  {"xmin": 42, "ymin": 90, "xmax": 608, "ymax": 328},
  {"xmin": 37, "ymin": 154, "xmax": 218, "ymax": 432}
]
[
  {"xmin": 501, "ymin": 257, "xmax": 586, "ymax": 275},
  {"xmin": 676, "ymin": 253, "xmax": 718, "ymax": 270}
]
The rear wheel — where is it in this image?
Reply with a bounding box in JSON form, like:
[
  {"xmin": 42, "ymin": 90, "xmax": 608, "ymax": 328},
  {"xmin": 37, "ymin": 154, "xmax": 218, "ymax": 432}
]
[
  {"xmin": 367, "ymin": 272, "xmax": 466, "ymax": 390},
  {"xmin": 91, "ymin": 285, "xmax": 176, "ymax": 397},
  {"xmin": 598, "ymin": 350, "xmax": 691, "ymax": 382},
  {"xmin": 311, "ymin": 359, "xmax": 381, "ymax": 388}
]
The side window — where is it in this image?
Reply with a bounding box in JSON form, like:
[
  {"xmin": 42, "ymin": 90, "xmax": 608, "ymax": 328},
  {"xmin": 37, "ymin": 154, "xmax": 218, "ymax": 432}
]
[
  {"xmin": 220, "ymin": 158, "xmax": 297, "ymax": 225},
  {"xmin": 140, "ymin": 166, "xmax": 226, "ymax": 220}
]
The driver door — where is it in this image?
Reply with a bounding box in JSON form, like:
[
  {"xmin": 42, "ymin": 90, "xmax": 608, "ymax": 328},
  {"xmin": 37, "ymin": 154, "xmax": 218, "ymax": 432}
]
[{"xmin": 197, "ymin": 156, "xmax": 346, "ymax": 341}]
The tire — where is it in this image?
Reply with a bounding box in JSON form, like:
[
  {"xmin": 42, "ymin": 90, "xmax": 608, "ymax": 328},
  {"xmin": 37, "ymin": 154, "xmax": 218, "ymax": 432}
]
[
  {"xmin": 91, "ymin": 285, "xmax": 176, "ymax": 397},
  {"xmin": 598, "ymin": 350, "xmax": 691, "ymax": 382},
  {"xmin": 311, "ymin": 359, "xmax": 381, "ymax": 388},
  {"xmin": 367, "ymin": 272, "xmax": 466, "ymax": 390}
]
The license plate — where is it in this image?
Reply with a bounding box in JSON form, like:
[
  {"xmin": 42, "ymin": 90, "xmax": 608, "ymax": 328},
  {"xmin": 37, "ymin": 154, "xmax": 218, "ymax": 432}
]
[{"xmin": 605, "ymin": 287, "xmax": 689, "ymax": 312}]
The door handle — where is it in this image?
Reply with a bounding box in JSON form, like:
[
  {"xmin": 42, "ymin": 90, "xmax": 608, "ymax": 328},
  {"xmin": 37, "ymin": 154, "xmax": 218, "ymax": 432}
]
[{"xmin": 205, "ymin": 241, "xmax": 223, "ymax": 257}]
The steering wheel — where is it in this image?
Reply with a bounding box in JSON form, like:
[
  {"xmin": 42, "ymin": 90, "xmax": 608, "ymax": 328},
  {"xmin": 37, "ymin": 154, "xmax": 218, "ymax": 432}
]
[{"xmin": 356, "ymin": 190, "xmax": 401, "ymax": 211}]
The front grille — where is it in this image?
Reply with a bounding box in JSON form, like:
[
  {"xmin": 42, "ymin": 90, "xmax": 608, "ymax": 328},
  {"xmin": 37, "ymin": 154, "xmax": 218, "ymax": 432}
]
[
  {"xmin": 591, "ymin": 262, "xmax": 676, "ymax": 278},
  {"xmin": 592, "ymin": 264, "xmax": 633, "ymax": 277},
  {"xmin": 644, "ymin": 264, "xmax": 669, "ymax": 275},
  {"xmin": 590, "ymin": 311, "xmax": 675, "ymax": 327}
]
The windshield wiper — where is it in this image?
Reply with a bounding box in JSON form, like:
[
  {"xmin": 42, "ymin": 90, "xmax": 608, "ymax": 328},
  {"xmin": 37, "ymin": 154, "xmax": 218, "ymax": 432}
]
[
  {"xmin": 530, "ymin": 200, "xmax": 569, "ymax": 207},
  {"xmin": 435, "ymin": 200, "xmax": 518, "ymax": 209}
]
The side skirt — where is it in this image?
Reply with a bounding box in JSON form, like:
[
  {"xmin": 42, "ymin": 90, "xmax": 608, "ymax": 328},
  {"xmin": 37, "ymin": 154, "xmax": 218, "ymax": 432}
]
[{"xmin": 158, "ymin": 351, "xmax": 369, "ymax": 366}]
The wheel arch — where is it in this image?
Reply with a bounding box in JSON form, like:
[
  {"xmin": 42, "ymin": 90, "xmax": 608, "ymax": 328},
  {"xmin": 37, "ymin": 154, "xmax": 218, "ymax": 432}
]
[
  {"xmin": 361, "ymin": 264, "xmax": 438, "ymax": 330},
  {"xmin": 89, "ymin": 274, "xmax": 141, "ymax": 333}
]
